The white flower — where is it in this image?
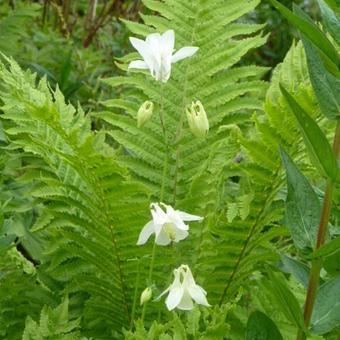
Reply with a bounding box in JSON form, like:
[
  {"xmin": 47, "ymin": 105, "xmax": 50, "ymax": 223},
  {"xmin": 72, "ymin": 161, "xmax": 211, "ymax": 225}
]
[
  {"xmin": 128, "ymin": 30, "xmax": 199, "ymax": 83},
  {"xmin": 137, "ymin": 203, "xmax": 202, "ymax": 246},
  {"xmin": 159, "ymin": 264, "xmax": 210, "ymax": 311}
]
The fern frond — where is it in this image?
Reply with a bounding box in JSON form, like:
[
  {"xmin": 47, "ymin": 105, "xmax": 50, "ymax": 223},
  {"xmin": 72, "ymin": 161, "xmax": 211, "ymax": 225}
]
[
  {"xmin": 0, "ymin": 248, "xmax": 54, "ymax": 339},
  {"xmin": 99, "ymin": 0, "xmax": 268, "ymax": 204},
  {"xmin": 97, "ymin": 0, "xmax": 280, "ymax": 310},
  {"xmin": 215, "ymin": 41, "xmax": 320, "ymax": 300},
  {"xmin": 0, "ymin": 4, "xmax": 40, "ymax": 55},
  {"xmin": 0, "ymin": 57, "xmax": 151, "ymax": 337}
]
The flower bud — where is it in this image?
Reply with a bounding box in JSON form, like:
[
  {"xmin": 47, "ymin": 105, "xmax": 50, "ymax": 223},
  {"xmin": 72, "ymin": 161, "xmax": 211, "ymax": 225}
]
[
  {"xmin": 186, "ymin": 100, "xmax": 209, "ymax": 138},
  {"xmin": 140, "ymin": 287, "xmax": 152, "ymax": 305},
  {"xmin": 137, "ymin": 101, "xmax": 154, "ymax": 128}
]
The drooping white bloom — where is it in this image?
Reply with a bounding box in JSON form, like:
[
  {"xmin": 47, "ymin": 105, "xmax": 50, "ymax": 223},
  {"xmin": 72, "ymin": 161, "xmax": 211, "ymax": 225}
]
[
  {"xmin": 128, "ymin": 30, "xmax": 199, "ymax": 83},
  {"xmin": 137, "ymin": 203, "xmax": 202, "ymax": 246},
  {"xmin": 159, "ymin": 264, "xmax": 210, "ymax": 311}
]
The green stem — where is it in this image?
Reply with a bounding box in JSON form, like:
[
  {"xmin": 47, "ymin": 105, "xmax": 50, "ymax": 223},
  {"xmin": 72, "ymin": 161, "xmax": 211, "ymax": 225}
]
[
  {"xmin": 296, "ymin": 119, "xmax": 340, "ymax": 340},
  {"xmin": 141, "ymin": 83, "xmax": 168, "ymax": 322},
  {"xmin": 172, "ymin": 9, "xmax": 199, "ymax": 205},
  {"xmin": 141, "ymin": 241, "xmax": 157, "ymax": 321},
  {"xmin": 130, "ymin": 258, "xmax": 141, "ymax": 329}
]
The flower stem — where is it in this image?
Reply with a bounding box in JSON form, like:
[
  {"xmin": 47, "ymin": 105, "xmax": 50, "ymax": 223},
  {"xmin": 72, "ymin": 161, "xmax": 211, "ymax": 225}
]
[
  {"xmin": 296, "ymin": 119, "xmax": 340, "ymax": 340},
  {"xmin": 130, "ymin": 258, "xmax": 141, "ymax": 329},
  {"xmin": 159, "ymin": 82, "xmax": 169, "ymax": 202},
  {"xmin": 141, "ymin": 83, "xmax": 168, "ymax": 322},
  {"xmin": 141, "ymin": 241, "xmax": 157, "ymax": 321}
]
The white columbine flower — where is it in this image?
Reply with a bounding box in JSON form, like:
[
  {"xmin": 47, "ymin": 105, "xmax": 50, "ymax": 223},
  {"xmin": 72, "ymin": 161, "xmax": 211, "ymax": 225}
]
[
  {"xmin": 128, "ymin": 30, "xmax": 199, "ymax": 83},
  {"xmin": 160, "ymin": 264, "xmax": 210, "ymax": 311},
  {"xmin": 137, "ymin": 203, "xmax": 202, "ymax": 246}
]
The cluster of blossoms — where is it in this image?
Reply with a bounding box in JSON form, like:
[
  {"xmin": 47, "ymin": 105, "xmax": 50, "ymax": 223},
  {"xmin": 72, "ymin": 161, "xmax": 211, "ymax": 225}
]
[
  {"xmin": 129, "ymin": 30, "xmax": 209, "ymax": 138},
  {"xmin": 137, "ymin": 203, "xmax": 209, "ymax": 310},
  {"xmin": 130, "ymin": 29, "xmax": 210, "ymax": 312}
]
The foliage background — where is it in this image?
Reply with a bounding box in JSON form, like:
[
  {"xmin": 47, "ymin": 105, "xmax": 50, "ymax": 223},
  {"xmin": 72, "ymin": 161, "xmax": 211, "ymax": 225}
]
[{"xmin": 1, "ymin": 1, "xmax": 336, "ymax": 340}]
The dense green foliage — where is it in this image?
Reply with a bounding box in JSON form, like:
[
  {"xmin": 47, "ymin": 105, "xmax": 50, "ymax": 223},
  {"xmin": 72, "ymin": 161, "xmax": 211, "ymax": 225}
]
[{"xmin": 0, "ymin": 0, "xmax": 340, "ymax": 339}]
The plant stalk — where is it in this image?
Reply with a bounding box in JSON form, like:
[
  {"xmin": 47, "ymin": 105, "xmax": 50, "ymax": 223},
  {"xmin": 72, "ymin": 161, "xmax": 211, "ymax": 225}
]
[
  {"xmin": 130, "ymin": 258, "xmax": 141, "ymax": 329},
  {"xmin": 140, "ymin": 240, "xmax": 157, "ymax": 319},
  {"xmin": 83, "ymin": 0, "xmax": 116, "ymax": 48},
  {"xmin": 296, "ymin": 119, "xmax": 340, "ymax": 340},
  {"xmin": 141, "ymin": 83, "xmax": 167, "ymax": 322}
]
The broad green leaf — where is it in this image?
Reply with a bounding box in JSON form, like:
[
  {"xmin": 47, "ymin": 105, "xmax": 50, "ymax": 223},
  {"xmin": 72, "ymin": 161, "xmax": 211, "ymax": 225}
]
[
  {"xmin": 323, "ymin": 249, "xmax": 340, "ymax": 276},
  {"xmin": 280, "ymin": 148, "xmax": 321, "ymax": 252},
  {"xmin": 279, "ymin": 254, "xmax": 310, "ymax": 288},
  {"xmin": 262, "ymin": 271, "xmax": 305, "ymax": 329},
  {"xmin": 3, "ymin": 213, "xmax": 43, "ymax": 260},
  {"xmin": 312, "ymin": 236, "xmax": 340, "ymax": 258},
  {"xmin": 293, "ymin": 4, "xmax": 340, "ymax": 78},
  {"xmin": 269, "ymin": 0, "xmax": 340, "ymax": 68},
  {"xmin": 280, "ymin": 85, "xmax": 339, "ymax": 181},
  {"xmin": 318, "ymin": 0, "xmax": 340, "ymax": 43},
  {"xmin": 311, "ymin": 277, "xmax": 340, "ymax": 334},
  {"xmin": 246, "ymin": 311, "xmax": 283, "ymax": 340},
  {"xmin": 302, "ymin": 37, "xmax": 340, "ymax": 120}
]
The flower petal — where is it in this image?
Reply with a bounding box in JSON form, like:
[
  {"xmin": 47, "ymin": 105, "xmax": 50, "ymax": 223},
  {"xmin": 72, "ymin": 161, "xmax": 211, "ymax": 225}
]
[
  {"xmin": 177, "ymin": 211, "xmax": 203, "ymax": 222},
  {"xmin": 129, "ymin": 37, "xmax": 158, "ymax": 77},
  {"xmin": 136, "ymin": 221, "xmax": 155, "ymax": 245},
  {"xmin": 166, "ymin": 285, "xmax": 184, "ymax": 310},
  {"xmin": 161, "ymin": 30, "xmax": 175, "ymax": 55},
  {"xmin": 160, "ymin": 60, "xmax": 172, "ymax": 82},
  {"xmin": 164, "ymin": 205, "xmax": 188, "ymax": 231},
  {"xmin": 155, "ymin": 226, "xmax": 171, "ymax": 246},
  {"xmin": 158, "ymin": 268, "xmax": 179, "ymax": 299},
  {"xmin": 174, "ymin": 227, "xmax": 189, "ymax": 242},
  {"xmin": 159, "ymin": 31, "xmax": 174, "ymax": 83},
  {"xmin": 176, "ymin": 291, "xmax": 194, "ymax": 310},
  {"xmin": 151, "ymin": 203, "xmax": 167, "ymax": 225},
  {"xmin": 171, "ymin": 46, "xmax": 199, "ymax": 63},
  {"xmin": 145, "ymin": 33, "xmax": 162, "ymax": 69},
  {"xmin": 128, "ymin": 60, "xmax": 149, "ymax": 69},
  {"xmin": 188, "ymin": 284, "xmax": 210, "ymax": 307}
]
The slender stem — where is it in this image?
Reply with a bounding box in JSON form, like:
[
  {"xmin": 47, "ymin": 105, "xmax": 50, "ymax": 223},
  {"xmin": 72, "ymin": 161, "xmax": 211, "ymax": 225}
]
[
  {"xmin": 130, "ymin": 258, "xmax": 141, "ymax": 329},
  {"xmin": 172, "ymin": 6, "xmax": 199, "ymax": 205},
  {"xmin": 83, "ymin": 0, "xmax": 116, "ymax": 48},
  {"xmin": 85, "ymin": 0, "xmax": 98, "ymax": 30},
  {"xmin": 141, "ymin": 83, "xmax": 168, "ymax": 322},
  {"xmin": 42, "ymin": 0, "xmax": 49, "ymax": 27},
  {"xmin": 159, "ymin": 83, "xmax": 168, "ymax": 201},
  {"xmin": 50, "ymin": 0, "xmax": 70, "ymax": 38},
  {"xmin": 141, "ymin": 241, "xmax": 157, "ymax": 321},
  {"xmin": 297, "ymin": 119, "xmax": 340, "ymax": 340}
]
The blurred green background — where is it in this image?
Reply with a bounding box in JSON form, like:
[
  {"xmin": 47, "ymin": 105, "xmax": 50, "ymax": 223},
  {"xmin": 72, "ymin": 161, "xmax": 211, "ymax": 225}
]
[{"xmin": 0, "ymin": 0, "xmax": 318, "ymax": 107}]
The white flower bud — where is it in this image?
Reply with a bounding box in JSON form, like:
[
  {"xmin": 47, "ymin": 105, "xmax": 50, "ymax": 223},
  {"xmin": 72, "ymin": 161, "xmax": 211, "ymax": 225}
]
[
  {"xmin": 140, "ymin": 287, "xmax": 152, "ymax": 305},
  {"xmin": 137, "ymin": 101, "xmax": 154, "ymax": 128},
  {"xmin": 186, "ymin": 100, "xmax": 209, "ymax": 138}
]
